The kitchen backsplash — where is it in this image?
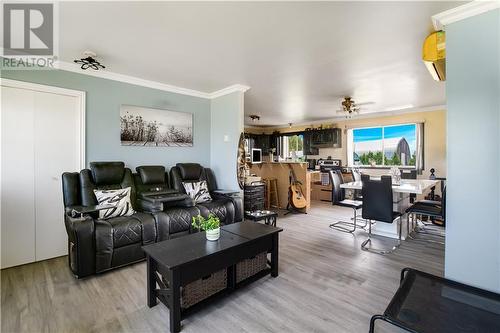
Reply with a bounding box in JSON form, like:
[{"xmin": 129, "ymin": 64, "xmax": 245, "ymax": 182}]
[{"xmin": 307, "ymin": 147, "xmax": 345, "ymax": 164}]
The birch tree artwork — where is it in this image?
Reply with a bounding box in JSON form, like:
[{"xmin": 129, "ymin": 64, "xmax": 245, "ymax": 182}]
[{"xmin": 120, "ymin": 105, "xmax": 193, "ymax": 146}]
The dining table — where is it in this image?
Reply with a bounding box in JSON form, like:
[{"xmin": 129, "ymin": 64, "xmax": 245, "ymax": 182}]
[{"xmin": 340, "ymin": 179, "xmax": 440, "ymax": 239}]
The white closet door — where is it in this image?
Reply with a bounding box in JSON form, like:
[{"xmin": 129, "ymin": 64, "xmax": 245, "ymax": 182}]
[
  {"xmin": 1, "ymin": 86, "xmax": 37, "ymax": 268},
  {"xmin": 1, "ymin": 80, "xmax": 84, "ymax": 268},
  {"xmin": 34, "ymin": 91, "xmax": 80, "ymax": 261}
]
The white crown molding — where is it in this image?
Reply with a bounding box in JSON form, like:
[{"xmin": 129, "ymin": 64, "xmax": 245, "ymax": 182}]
[
  {"xmin": 432, "ymin": 0, "xmax": 500, "ymax": 30},
  {"xmin": 55, "ymin": 61, "xmax": 249, "ymax": 99},
  {"xmin": 210, "ymin": 84, "xmax": 251, "ymax": 99}
]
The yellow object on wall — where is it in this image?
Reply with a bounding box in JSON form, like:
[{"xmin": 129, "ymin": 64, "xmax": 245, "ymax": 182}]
[
  {"xmin": 423, "ymin": 31, "xmax": 446, "ymax": 61},
  {"xmin": 423, "ymin": 31, "xmax": 446, "ymax": 81}
]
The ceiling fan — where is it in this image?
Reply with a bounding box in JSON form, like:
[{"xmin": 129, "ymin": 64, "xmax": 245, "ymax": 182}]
[{"xmin": 336, "ymin": 97, "xmax": 374, "ymax": 118}]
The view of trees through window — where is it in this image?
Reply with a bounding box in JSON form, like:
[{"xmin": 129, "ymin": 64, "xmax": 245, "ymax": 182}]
[
  {"xmin": 282, "ymin": 134, "xmax": 304, "ymax": 159},
  {"xmin": 352, "ymin": 124, "xmax": 416, "ymax": 166}
]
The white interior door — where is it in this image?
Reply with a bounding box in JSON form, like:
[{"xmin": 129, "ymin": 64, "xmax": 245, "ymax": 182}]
[
  {"xmin": 34, "ymin": 91, "xmax": 81, "ymax": 261},
  {"xmin": 1, "ymin": 86, "xmax": 37, "ymax": 268},
  {"xmin": 1, "ymin": 80, "xmax": 84, "ymax": 268}
]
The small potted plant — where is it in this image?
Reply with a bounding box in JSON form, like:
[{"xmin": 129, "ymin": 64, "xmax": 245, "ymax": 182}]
[{"xmin": 192, "ymin": 214, "xmax": 221, "ymax": 241}]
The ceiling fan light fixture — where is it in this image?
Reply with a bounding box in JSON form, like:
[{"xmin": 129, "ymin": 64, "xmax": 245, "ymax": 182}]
[{"xmin": 337, "ymin": 96, "xmax": 362, "ymax": 118}]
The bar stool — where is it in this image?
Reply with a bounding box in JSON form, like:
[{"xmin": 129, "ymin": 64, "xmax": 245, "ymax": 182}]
[{"xmin": 264, "ymin": 178, "xmax": 280, "ymax": 209}]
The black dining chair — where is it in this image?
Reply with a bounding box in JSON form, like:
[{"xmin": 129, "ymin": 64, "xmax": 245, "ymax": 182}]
[
  {"xmin": 406, "ymin": 186, "xmax": 446, "ymax": 241},
  {"xmin": 361, "ymin": 176, "xmax": 403, "ymax": 254},
  {"xmin": 400, "ymin": 169, "xmax": 417, "ymax": 179},
  {"xmin": 351, "ymin": 168, "xmax": 362, "ymax": 181},
  {"xmin": 329, "ymin": 170, "xmax": 364, "ymax": 233},
  {"xmin": 351, "ymin": 168, "xmax": 364, "ymax": 200},
  {"xmin": 401, "ymin": 169, "xmax": 417, "ymax": 203}
]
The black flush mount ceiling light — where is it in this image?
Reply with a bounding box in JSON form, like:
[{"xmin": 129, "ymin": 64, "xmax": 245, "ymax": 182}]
[
  {"xmin": 74, "ymin": 51, "xmax": 105, "ymax": 70},
  {"xmin": 249, "ymin": 115, "xmax": 260, "ymax": 122}
]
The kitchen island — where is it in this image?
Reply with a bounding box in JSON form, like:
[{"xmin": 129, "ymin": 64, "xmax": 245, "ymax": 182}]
[{"xmin": 249, "ymin": 162, "xmax": 312, "ymax": 213}]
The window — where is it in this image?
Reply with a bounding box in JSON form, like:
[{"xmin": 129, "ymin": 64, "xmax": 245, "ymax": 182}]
[
  {"xmin": 348, "ymin": 124, "xmax": 417, "ymax": 167},
  {"xmin": 279, "ymin": 134, "xmax": 304, "ymax": 159}
]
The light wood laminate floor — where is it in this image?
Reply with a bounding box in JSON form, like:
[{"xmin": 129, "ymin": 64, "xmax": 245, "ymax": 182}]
[{"xmin": 1, "ymin": 202, "xmax": 444, "ymax": 333}]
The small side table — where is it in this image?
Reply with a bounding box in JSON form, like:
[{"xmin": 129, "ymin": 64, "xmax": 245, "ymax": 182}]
[{"xmin": 244, "ymin": 210, "xmax": 278, "ymax": 227}]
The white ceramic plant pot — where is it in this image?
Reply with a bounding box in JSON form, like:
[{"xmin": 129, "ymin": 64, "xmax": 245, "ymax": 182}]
[{"xmin": 206, "ymin": 227, "xmax": 220, "ymax": 241}]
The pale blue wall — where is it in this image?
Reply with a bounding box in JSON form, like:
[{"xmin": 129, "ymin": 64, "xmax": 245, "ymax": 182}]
[
  {"xmin": 210, "ymin": 91, "xmax": 244, "ymax": 191},
  {"xmin": 445, "ymin": 9, "xmax": 500, "ymax": 292},
  {"xmin": 1, "ymin": 69, "xmax": 211, "ymax": 170}
]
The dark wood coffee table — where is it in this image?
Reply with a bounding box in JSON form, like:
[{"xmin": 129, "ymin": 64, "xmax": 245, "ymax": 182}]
[{"xmin": 142, "ymin": 222, "xmax": 282, "ymax": 333}]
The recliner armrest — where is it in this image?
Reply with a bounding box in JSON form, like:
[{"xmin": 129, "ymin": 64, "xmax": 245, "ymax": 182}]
[
  {"xmin": 211, "ymin": 190, "xmax": 243, "ymax": 222},
  {"xmin": 64, "ymin": 212, "xmax": 96, "ymax": 278},
  {"xmin": 165, "ymin": 196, "xmax": 195, "ymax": 208},
  {"xmin": 136, "ymin": 198, "xmax": 164, "ymax": 213}
]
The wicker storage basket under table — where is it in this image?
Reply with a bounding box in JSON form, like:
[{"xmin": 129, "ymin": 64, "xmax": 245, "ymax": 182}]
[
  {"xmin": 236, "ymin": 252, "xmax": 268, "ymax": 283},
  {"xmin": 161, "ymin": 268, "xmax": 227, "ymax": 309},
  {"xmin": 181, "ymin": 269, "xmax": 227, "ymax": 309}
]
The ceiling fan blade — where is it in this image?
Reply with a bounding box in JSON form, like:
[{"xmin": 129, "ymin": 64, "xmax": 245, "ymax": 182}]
[{"xmin": 355, "ymin": 101, "xmax": 375, "ymax": 106}]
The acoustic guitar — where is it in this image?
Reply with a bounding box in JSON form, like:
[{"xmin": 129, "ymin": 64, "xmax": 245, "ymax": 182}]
[{"xmin": 288, "ymin": 166, "xmax": 307, "ymax": 209}]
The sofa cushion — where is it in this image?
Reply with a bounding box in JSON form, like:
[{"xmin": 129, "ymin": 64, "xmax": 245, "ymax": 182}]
[
  {"xmin": 136, "ymin": 165, "xmax": 166, "ymax": 185},
  {"xmin": 107, "ymin": 216, "xmax": 143, "ymax": 248},
  {"xmin": 90, "ymin": 162, "xmax": 125, "ymax": 185},
  {"xmin": 94, "ymin": 187, "xmax": 135, "ymax": 219},
  {"xmin": 197, "ymin": 199, "xmax": 229, "ymax": 223},
  {"xmin": 163, "ymin": 206, "xmax": 200, "ymax": 234},
  {"xmin": 183, "ymin": 180, "xmax": 212, "ymax": 203}
]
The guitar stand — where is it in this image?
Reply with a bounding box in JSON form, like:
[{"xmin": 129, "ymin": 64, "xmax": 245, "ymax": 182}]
[
  {"xmin": 284, "ymin": 205, "xmax": 307, "ymax": 215},
  {"xmin": 284, "ymin": 195, "xmax": 307, "ymax": 216}
]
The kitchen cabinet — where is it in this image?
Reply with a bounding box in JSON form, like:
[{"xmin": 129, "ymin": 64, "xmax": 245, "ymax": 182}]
[
  {"xmin": 311, "ymin": 128, "xmax": 342, "ymax": 148},
  {"xmin": 269, "ymin": 134, "xmax": 278, "ymax": 153},
  {"xmin": 311, "ymin": 183, "xmax": 332, "ymax": 202},
  {"xmin": 254, "ymin": 134, "xmax": 270, "ymax": 153},
  {"xmin": 303, "ymin": 131, "xmax": 319, "ymax": 155},
  {"xmin": 244, "ymin": 133, "xmax": 255, "ymax": 152},
  {"xmin": 332, "ymin": 128, "xmax": 342, "ymax": 147},
  {"xmin": 251, "ymin": 134, "xmax": 279, "ymax": 154}
]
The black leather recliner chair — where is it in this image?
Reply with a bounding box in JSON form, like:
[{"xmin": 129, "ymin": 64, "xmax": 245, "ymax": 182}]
[
  {"xmin": 170, "ymin": 163, "xmax": 243, "ymax": 224},
  {"xmin": 62, "ymin": 162, "xmax": 162, "ymax": 277},
  {"xmin": 134, "ymin": 165, "xmax": 201, "ymax": 240}
]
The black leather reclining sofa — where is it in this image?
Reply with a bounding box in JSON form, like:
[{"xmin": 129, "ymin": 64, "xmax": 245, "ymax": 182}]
[{"xmin": 62, "ymin": 162, "xmax": 242, "ymax": 278}]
